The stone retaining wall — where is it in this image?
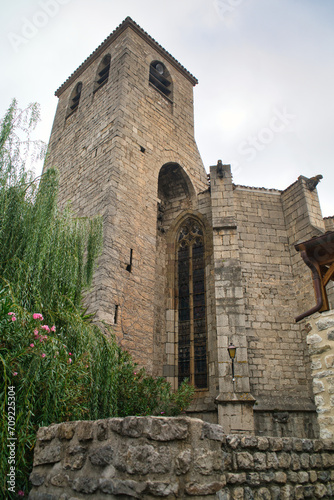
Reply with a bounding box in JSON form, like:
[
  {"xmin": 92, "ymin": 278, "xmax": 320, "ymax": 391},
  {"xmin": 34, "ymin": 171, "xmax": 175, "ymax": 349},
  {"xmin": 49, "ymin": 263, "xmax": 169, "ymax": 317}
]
[
  {"xmin": 29, "ymin": 416, "xmax": 334, "ymax": 499},
  {"xmin": 306, "ymin": 310, "xmax": 334, "ymax": 440}
]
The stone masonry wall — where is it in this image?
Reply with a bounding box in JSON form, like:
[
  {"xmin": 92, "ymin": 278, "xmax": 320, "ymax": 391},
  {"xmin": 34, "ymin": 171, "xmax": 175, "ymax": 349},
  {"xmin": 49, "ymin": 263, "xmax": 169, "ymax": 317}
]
[
  {"xmin": 233, "ymin": 185, "xmax": 315, "ymax": 420},
  {"xmin": 306, "ymin": 310, "xmax": 334, "ymax": 440},
  {"xmin": 29, "ymin": 416, "xmax": 334, "ymax": 499}
]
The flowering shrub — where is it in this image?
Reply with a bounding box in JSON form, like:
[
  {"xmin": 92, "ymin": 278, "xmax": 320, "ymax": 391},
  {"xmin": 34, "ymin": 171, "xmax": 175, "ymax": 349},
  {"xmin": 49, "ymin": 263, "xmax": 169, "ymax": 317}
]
[{"xmin": 0, "ymin": 101, "xmax": 194, "ymax": 497}]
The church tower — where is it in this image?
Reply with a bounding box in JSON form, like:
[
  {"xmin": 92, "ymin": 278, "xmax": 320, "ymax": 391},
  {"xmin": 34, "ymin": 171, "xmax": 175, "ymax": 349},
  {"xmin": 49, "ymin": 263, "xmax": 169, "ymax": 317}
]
[{"xmin": 45, "ymin": 17, "xmax": 221, "ymax": 420}]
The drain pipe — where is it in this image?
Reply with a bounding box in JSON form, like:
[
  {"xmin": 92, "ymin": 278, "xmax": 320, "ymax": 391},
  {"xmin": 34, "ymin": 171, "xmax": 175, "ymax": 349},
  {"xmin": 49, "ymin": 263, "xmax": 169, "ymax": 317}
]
[{"xmin": 295, "ymin": 250, "xmax": 323, "ymax": 322}]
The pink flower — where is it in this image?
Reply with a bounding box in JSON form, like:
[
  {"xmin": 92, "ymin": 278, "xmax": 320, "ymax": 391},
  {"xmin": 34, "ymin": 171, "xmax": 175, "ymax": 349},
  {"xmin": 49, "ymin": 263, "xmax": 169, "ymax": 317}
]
[
  {"xmin": 68, "ymin": 358, "xmax": 72, "ymax": 363},
  {"xmin": 41, "ymin": 353, "xmax": 46, "ymax": 358},
  {"xmin": 13, "ymin": 372, "xmax": 18, "ymax": 376},
  {"xmin": 41, "ymin": 325, "xmax": 50, "ymax": 333},
  {"xmin": 11, "ymin": 316, "xmax": 16, "ymax": 322},
  {"xmin": 18, "ymin": 491, "xmax": 24, "ymax": 497},
  {"xmin": 51, "ymin": 325, "xmax": 56, "ymax": 332},
  {"xmin": 34, "ymin": 329, "xmax": 39, "ymax": 335},
  {"xmin": 68, "ymin": 352, "xmax": 72, "ymax": 356},
  {"xmin": 8, "ymin": 312, "xmax": 15, "ymax": 316},
  {"xmin": 33, "ymin": 313, "xmax": 43, "ymax": 321},
  {"xmin": 30, "ymin": 343, "xmax": 34, "ymax": 348}
]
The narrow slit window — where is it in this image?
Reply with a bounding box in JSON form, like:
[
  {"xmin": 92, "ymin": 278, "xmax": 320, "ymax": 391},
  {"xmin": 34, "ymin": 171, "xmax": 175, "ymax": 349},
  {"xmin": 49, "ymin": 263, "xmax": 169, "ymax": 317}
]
[
  {"xmin": 114, "ymin": 305, "xmax": 119, "ymax": 324},
  {"xmin": 149, "ymin": 61, "xmax": 172, "ymax": 99},
  {"xmin": 66, "ymin": 82, "xmax": 82, "ymax": 118},
  {"xmin": 94, "ymin": 55, "xmax": 111, "ymax": 93},
  {"xmin": 177, "ymin": 219, "xmax": 207, "ymax": 389},
  {"xmin": 126, "ymin": 249, "xmax": 133, "ymax": 273}
]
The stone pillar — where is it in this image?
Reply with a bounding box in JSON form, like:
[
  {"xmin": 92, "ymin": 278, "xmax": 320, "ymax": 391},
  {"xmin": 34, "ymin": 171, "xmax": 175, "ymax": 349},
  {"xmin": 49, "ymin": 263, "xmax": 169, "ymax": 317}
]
[
  {"xmin": 306, "ymin": 310, "xmax": 334, "ymax": 438},
  {"xmin": 210, "ymin": 162, "xmax": 255, "ymax": 434}
]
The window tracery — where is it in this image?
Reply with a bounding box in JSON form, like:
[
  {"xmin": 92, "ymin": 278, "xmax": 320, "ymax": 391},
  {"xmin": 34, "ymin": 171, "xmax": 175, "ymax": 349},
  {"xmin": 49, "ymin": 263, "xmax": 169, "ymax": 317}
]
[{"xmin": 177, "ymin": 219, "xmax": 207, "ymax": 389}]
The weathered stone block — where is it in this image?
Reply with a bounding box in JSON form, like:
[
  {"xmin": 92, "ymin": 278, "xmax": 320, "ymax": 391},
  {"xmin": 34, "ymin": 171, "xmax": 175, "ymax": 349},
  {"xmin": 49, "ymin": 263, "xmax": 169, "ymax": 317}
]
[
  {"xmin": 201, "ymin": 421, "xmax": 225, "ymax": 442},
  {"xmin": 146, "ymin": 481, "xmax": 178, "ymax": 497},
  {"xmin": 99, "ymin": 479, "xmax": 146, "ymax": 498},
  {"xmin": 317, "ymin": 318, "xmax": 334, "ymax": 331},
  {"xmin": 88, "ymin": 444, "xmax": 113, "ymax": 466},
  {"xmin": 57, "ymin": 422, "xmax": 76, "ymax": 441},
  {"xmin": 290, "ymin": 452, "xmax": 301, "ymax": 471},
  {"xmin": 266, "ymin": 452, "xmax": 279, "ymax": 469},
  {"xmin": 236, "ymin": 452, "xmax": 254, "ymax": 469},
  {"xmin": 50, "ymin": 473, "xmax": 70, "ymax": 488},
  {"xmin": 95, "ymin": 420, "xmax": 108, "ymax": 441},
  {"xmin": 36, "ymin": 425, "xmax": 57, "ymax": 442},
  {"xmin": 175, "ymin": 449, "xmax": 192, "ymax": 475},
  {"xmin": 246, "ymin": 472, "xmax": 260, "ymax": 486},
  {"xmin": 33, "ymin": 443, "xmax": 61, "ymax": 466},
  {"xmin": 216, "ymin": 488, "xmax": 231, "ymax": 500},
  {"xmin": 274, "ymin": 471, "xmax": 287, "ymax": 484},
  {"xmin": 240, "ymin": 436, "xmax": 258, "ymax": 448},
  {"xmin": 149, "ymin": 416, "xmax": 189, "ymax": 441},
  {"xmin": 318, "ymin": 470, "xmax": 331, "ymax": 482},
  {"xmin": 29, "ymin": 472, "xmax": 45, "ymax": 486},
  {"xmin": 322, "ymin": 452, "xmax": 334, "ymax": 468},
  {"xmin": 71, "ymin": 477, "xmax": 99, "ymax": 494},
  {"xmin": 226, "ymin": 473, "xmax": 246, "ymax": 484},
  {"xmin": 297, "ymin": 471, "xmax": 309, "ymax": 483},
  {"xmin": 63, "ymin": 445, "xmax": 87, "ymax": 470},
  {"xmin": 255, "ymin": 487, "xmax": 271, "ymax": 499},
  {"xmin": 117, "ymin": 444, "xmax": 171, "ymax": 475},
  {"xmin": 253, "ymin": 452, "xmax": 267, "ymax": 471},
  {"xmin": 194, "ymin": 448, "xmax": 222, "ymax": 475},
  {"xmin": 314, "ymin": 482, "xmax": 328, "ymax": 497},
  {"xmin": 307, "ymin": 333, "xmax": 323, "ymax": 344},
  {"xmin": 76, "ymin": 421, "xmax": 93, "ymax": 441},
  {"xmin": 226, "ymin": 435, "xmax": 240, "ymax": 449}
]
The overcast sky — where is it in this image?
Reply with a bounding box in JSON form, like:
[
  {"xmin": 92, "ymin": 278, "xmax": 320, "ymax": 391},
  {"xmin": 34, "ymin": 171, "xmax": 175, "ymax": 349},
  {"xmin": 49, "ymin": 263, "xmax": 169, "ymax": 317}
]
[{"xmin": 1, "ymin": 0, "xmax": 333, "ymax": 216}]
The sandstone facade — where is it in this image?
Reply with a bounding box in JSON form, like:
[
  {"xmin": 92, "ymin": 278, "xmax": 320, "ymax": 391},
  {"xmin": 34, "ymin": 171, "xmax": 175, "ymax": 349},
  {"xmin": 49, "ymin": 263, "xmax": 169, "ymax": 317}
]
[{"xmin": 45, "ymin": 17, "xmax": 333, "ymax": 435}]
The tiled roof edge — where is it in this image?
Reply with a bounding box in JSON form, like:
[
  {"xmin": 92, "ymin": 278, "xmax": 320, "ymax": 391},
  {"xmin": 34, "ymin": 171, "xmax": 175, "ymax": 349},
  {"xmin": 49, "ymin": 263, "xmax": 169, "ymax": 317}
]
[
  {"xmin": 55, "ymin": 16, "xmax": 198, "ymax": 97},
  {"xmin": 233, "ymin": 184, "xmax": 282, "ymax": 194}
]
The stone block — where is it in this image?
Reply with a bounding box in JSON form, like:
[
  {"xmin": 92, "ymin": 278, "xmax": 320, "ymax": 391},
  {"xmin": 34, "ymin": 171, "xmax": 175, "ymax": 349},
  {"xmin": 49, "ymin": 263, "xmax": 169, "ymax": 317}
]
[
  {"xmin": 76, "ymin": 421, "xmax": 94, "ymax": 441},
  {"xmin": 317, "ymin": 318, "xmax": 334, "ymax": 331},
  {"xmin": 57, "ymin": 422, "xmax": 76, "ymax": 441},
  {"xmin": 33, "ymin": 443, "xmax": 61, "ymax": 466},
  {"xmin": 146, "ymin": 481, "xmax": 178, "ymax": 497},
  {"xmin": 63, "ymin": 445, "xmax": 87, "ymax": 470},
  {"xmin": 175, "ymin": 449, "xmax": 192, "ymax": 475},
  {"xmin": 89, "ymin": 444, "xmax": 114, "ymax": 466},
  {"xmin": 201, "ymin": 421, "xmax": 225, "ymax": 441},
  {"xmin": 71, "ymin": 477, "xmax": 99, "ymax": 494},
  {"xmin": 99, "ymin": 479, "xmax": 146, "ymax": 498}
]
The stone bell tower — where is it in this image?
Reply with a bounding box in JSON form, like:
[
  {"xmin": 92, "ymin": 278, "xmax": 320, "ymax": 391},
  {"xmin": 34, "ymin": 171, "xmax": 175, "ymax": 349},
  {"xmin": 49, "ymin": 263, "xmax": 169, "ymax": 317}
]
[{"xmin": 45, "ymin": 17, "xmax": 223, "ymax": 418}]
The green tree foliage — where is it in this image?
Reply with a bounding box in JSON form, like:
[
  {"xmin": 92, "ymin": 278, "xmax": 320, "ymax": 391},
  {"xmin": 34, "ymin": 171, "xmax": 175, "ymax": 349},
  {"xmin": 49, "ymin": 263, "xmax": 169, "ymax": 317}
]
[{"xmin": 0, "ymin": 101, "xmax": 194, "ymax": 497}]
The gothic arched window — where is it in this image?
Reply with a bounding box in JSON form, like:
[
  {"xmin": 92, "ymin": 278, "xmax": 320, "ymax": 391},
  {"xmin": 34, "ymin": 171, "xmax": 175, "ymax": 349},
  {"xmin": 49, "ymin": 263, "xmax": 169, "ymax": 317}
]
[{"xmin": 177, "ymin": 218, "xmax": 207, "ymax": 389}]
